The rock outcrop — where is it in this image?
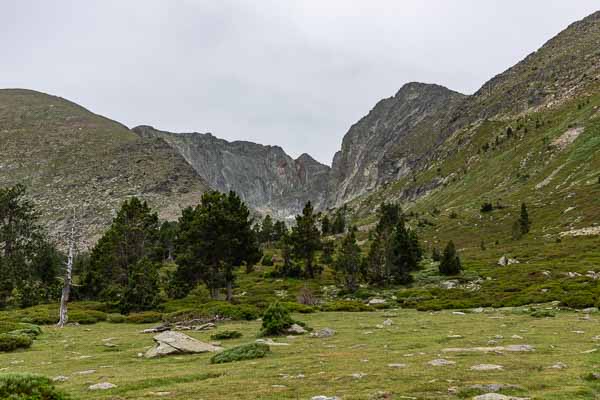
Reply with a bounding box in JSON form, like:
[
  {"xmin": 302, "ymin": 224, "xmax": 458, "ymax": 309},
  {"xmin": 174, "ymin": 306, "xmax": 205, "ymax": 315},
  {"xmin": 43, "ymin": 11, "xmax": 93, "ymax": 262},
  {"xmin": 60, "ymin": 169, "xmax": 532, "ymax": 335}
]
[{"xmin": 133, "ymin": 126, "xmax": 330, "ymax": 219}]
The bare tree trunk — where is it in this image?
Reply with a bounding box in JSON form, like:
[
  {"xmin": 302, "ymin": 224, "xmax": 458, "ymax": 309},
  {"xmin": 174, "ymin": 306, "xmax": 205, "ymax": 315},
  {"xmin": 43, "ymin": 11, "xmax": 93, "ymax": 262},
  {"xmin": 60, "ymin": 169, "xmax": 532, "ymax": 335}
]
[
  {"xmin": 226, "ymin": 281, "xmax": 233, "ymax": 302},
  {"xmin": 57, "ymin": 223, "xmax": 75, "ymax": 328}
]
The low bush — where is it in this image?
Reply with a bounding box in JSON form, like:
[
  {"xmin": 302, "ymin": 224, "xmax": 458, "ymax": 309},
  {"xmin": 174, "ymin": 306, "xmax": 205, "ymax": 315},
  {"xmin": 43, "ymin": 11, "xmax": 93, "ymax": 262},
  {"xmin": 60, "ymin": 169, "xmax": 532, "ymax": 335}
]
[
  {"xmin": 0, "ymin": 334, "xmax": 33, "ymax": 352},
  {"xmin": 530, "ymin": 309, "xmax": 556, "ymax": 318},
  {"xmin": 126, "ymin": 311, "xmax": 163, "ymax": 324},
  {"xmin": 163, "ymin": 303, "xmax": 260, "ymax": 323},
  {"xmin": 561, "ymin": 293, "xmax": 595, "ymax": 309},
  {"xmin": 280, "ymin": 302, "xmax": 315, "ymax": 314},
  {"xmin": 68, "ymin": 310, "xmax": 107, "ymax": 325},
  {"xmin": 0, "ymin": 373, "xmax": 70, "ymax": 399},
  {"xmin": 261, "ymin": 254, "xmax": 274, "ymax": 266},
  {"xmin": 106, "ymin": 313, "xmax": 126, "ymax": 323},
  {"xmin": 0, "ymin": 322, "xmax": 41, "ymax": 337},
  {"xmin": 260, "ymin": 302, "xmax": 295, "ymax": 336},
  {"xmin": 210, "ymin": 330, "xmax": 243, "ymax": 340},
  {"xmin": 210, "ymin": 343, "xmax": 270, "ymax": 364},
  {"xmin": 320, "ymin": 300, "xmax": 372, "ymax": 312}
]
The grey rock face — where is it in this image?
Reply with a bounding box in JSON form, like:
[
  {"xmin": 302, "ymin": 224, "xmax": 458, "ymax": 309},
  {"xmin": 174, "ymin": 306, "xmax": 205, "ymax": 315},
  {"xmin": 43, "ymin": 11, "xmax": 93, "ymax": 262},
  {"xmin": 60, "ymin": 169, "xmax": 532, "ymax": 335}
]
[
  {"xmin": 327, "ymin": 82, "xmax": 466, "ymax": 207},
  {"xmin": 133, "ymin": 126, "xmax": 330, "ymax": 219}
]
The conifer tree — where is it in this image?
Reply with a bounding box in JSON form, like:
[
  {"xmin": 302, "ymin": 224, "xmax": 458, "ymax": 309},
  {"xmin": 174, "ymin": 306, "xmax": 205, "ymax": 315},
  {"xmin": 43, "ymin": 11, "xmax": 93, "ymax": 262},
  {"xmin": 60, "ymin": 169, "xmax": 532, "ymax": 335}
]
[
  {"xmin": 260, "ymin": 214, "xmax": 274, "ymax": 244},
  {"xmin": 290, "ymin": 201, "xmax": 321, "ymax": 278},
  {"xmin": 518, "ymin": 203, "xmax": 530, "ymax": 235},
  {"xmin": 333, "ymin": 227, "xmax": 362, "ymax": 292},
  {"xmin": 272, "ymin": 220, "xmax": 288, "ymax": 243},
  {"xmin": 388, "ymin": 220, "xmax": 419, "ymax": 284},
  {"xmin": 321, "ymin": 214, "xmax": 331, "ymax": 236},
  {"xmin": 439, "ymin": 240, "xmax": 462, "ymax": 275},
  {"xmin": 366, "ymin": 202, "xmax": 402, "ymax": 285}
]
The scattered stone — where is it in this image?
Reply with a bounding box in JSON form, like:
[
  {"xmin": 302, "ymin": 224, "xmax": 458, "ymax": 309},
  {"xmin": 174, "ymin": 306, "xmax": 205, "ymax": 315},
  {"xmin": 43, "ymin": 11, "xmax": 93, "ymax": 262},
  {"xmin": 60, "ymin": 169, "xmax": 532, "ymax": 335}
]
[
  {"xmin": 311, "ymin": 396, "xmax": 339, "ymax": 400},
  {"xmin": 52, "ymin": 376, "xmax": 69, "ymax": 382},
  {"xmin": 473, "ymin": 394, "xmax": 528, "ymax": 400},
  {"xmin": 192, "ymin": 322, "xmax": 216, "ymax": 331},
  {"xmin": 256, "ymin": 338, "xmax": 290, "ymax": 346},
  {"xmin": 498, "ymin": 256, "xmax": 520, "ymax": 267},
  {"xmin": 382, "ymin": 319, "xmax": 393, "ymax": 326},
  {"xmin": 452, "ymin": 311, "xmax": 466, "ymax": 315},
  {"xmin": 89, "ymin": 382, "xmax": 117, "ymax": 390},
  {"xmin": 144, "ymin": 331, "xmax": 223, "ymax": 358},
  {"xmin": 428, "ymin": 359, "xmax": 456, "ymax": 366},
  {"xmin": 581, "ymin": 348, "xmax": 597, "ymax": 354},
  {"xmin": 470, "ymin": 364, "xmax": 504, "ymax": 371},
  {"xmin": 511, "ymin": 335, "xmax": 523, "ymax": 339},
  {"xmin": 310, "ymin": 328, "xmax": 336, "ymax": 338},
  {"xmin": 548, "ymin": 362, "xmax": 567, "ymax": 369},
  {"xmin": 440, "ymin": 280, "xmax": 459, "ymax": 289},
  {"xmin": 469, "ymin": 384, "xmax": 522, "ymax": 393},
  {"xmin": 472, "ymin": 307, "xmax": 485, "ymax": 313},
  {"xmin": 149, "ymin": 392, "xmax": 172, "ymax": 397},
  {"xmin": 74, "ymin": 370, "xmax": 96, "ymax": 375},
  {"xmin": 368, "ymin": 298, "xmax": 386, "ymax": 305},
  {"xmin": 141, "ymin": 325, "xmax": 171, "ymax": 334},
  {"xmin": 101, "ymin": 337, "xmax": 117, "ymax": 342},
  {"xmin": 351, "ymin": 372, "xmax": 367, "ymax": 379},
  {"xmin": 388, "ymin": 363, "xmax": 407, "ymax": 368},
  {"xmin": 443, "ymin": 345, "xmax": 534, "ymax": 353},
  {"xmin": 287, "ymin": 324, "xmax": 307, "ymax": 335},
  {"xmin": 582, "ymin": 307, "xmax": 598, "ymax": 314},
  {"xmin": 448, "ymin": 335, "xmax": 463, "ymax": 339}
]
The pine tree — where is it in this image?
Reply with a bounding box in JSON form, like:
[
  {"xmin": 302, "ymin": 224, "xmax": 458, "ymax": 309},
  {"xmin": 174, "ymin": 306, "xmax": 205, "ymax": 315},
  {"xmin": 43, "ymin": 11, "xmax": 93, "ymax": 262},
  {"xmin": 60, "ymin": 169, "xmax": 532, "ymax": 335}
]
[
  {"xmin": 331, "ymin": 206, "xmax": 347, "ymax": 234},
  {"xmin": 272, "ymin": 220, "xmax": 288, "ymax": 243},
  {"xmin": 290, "ymin": 201, "xmax": 321, "ymax": 278},
  {"xmin": 174, "ymin": 191, "xmax": 261, "ymax": 301},
  {"xmin": 388, "ymin": 221, "xmax": 419, "ymax": 284},
  {"xmin": 320, "ymin": 241, "xmax": 334, "ymax": 266},
  {"xmin": 439, "ymin": 241, "xmax": 462, "ymax": 275},
  {"xmin": 366, "ymin": 202, "xmax": 403, "ymax": 286},
  {"xmin": 431, "ymin": 247, "xmax": 441, "ymax": 262},
  {"xmin": 120, "ymin": 257, "xmax": 160, "ymax": 313},
  {"xmin": 333, "ymin": 227, "xmax": 362, "ymax": 292},
  {"xmin": 81, "ymin": 197, "xmax": 160, "ymax": 300},
  {"xmin": 321, "ymin": 215, "xmax": 331, "ymax": 236},
  {"xmin": 518, "ymin": 203, "xmax": 530, "ymax": 235},
  {"xmin": 260, "ymin": 215, "xmax": 274, "ymax": 244}
]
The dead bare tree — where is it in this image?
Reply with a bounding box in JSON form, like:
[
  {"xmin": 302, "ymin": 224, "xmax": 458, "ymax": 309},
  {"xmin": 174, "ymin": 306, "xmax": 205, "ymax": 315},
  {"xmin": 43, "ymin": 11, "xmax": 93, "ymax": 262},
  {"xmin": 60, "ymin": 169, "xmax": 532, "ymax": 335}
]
[{"xmin": 57, "ymin": 216, "xmax": 76, "ymax": 328}]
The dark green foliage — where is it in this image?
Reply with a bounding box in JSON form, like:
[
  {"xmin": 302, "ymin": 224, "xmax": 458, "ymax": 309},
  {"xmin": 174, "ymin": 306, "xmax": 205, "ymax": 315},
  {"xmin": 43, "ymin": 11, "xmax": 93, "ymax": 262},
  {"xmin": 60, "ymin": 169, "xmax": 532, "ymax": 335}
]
[
  {"xmin": 210, "ymin": 343, "xmax": 270, "ymax": 364},
  {"xmin": 158, "ymin": 221, "xmax": 178, "ymax": 262},
  {"xmin": 320, "ymin": 241, "xmax": 334, "ymax": 266},
  {"xmin": 260, "ymin": 254, "xmax": 274, "ymax": 266},
  {"xmin": 431, "ymin": 247, "xmax": 441, "ymax": 262},
  {"xmin": 0, "ymin": 322, "xmax": 41, "ymax": 337},
  {"xmin": 0, "ymin": 373, "xmax": 69, "ymax": 400},
  {"xmin": 331, "ymin": 206, "xmax": 347, "ymax": 234},
  {"xmin": 561, "ymin": 293, "xmax": 595, "ymax": 309},
  {"xmin": 438, "ymin": 241, "xmax": 462, "ymax": 276},
  {"xmin": 290, "ymin": 202, "xmax": 321, "ymax": 278},
  {"xmin": 366, "ymin": 202, "xmax": 402, "ymax": 286},
  {"xmin": 106, "ymin": 313, "xmax": 126, "ymax": 323},
  {"xmin": 388, "ymin": 220, "xmax": 421, "ymax": 284},
  {"xmin": 480, "ymin": 202, "xmax": 494, "ymax": 212},
  {"xmin": 0, "ymin": 184, "xmax": 63, "ymax": 307},
  {"xmin": 320, "ymin": 300, "xmax": 372, "ymax": 312},
  {"xmin": 210, "ymin": 330, "xmax": 242, "ymax": 340},
  {"xmin": 518, "ymin": 203, "xmax": 531, "ymax": 235},
  {"xmin": 320, "ymin": 214, "xmax": 331, "ymax": 236},
  {"xmin": 259, "ymin": 215, "xmax": 274, "ymax": 244},
  {"xmin": 81, "ymin": 197, "xmax": 161, "ymax": 302},
  {"xmin": 163, "ymin": 303, "xmax": 259, "ymax": 322},
  {"xmin": 260, "ymin": 302, "xmax": 294, "ymax": 336},
  {"xmin": 281, "ymin": 301, "xmax": 315, "ymax": 313},
  {"xmin": 174, "ymin": 191, "xmax": 261, "ymax": 301},
  {"xmin": 333, "ymin": 227, "xmax": 362, "ymax": 292},
  {"xmin": 125, "ymin": 311, "xmax": 163, "ymax": 324},
  {"xmin": 120, "ymin": 257, "xmax": 161, "ymax": 313},
  {"xmin": 272, "ymin": 220, "xmax": 288, "ymax": 243},
  {"xmin": 0, "ymin": 334, "xmax": 33, "ymax": 352}
]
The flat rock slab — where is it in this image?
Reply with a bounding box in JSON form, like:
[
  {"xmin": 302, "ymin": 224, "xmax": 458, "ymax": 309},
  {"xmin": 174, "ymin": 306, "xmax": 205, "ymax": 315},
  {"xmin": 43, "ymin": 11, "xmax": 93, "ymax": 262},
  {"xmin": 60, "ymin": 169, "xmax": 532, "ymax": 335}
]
[
  {"xmin": 310, "ymin": 328, "xmax": 336, "ymax": 338},
  {"xmin": 256, "ymin": 338, "xmax": 290, "ymax": 346},
  {"xmin": 388, "ymin": 363, "xmax": 407, "ymax": 368},
  {"xmin": 428, "ymin": 359, "xmax": 456, "ymax": 366},
  {"xmin": 473, "ymin": 394, "xmax": 529, "ymax": 400},
  {"xmin": 470, "ymin": 364, "xmax": 504, "ymax": 371},
  {"xmin": 443, "ymin": 345, "xmax": 534, "ymax": 353},
  {"xmin": 89, "ymin": 382, "xmax": 117, "ymax": 390},
  {"xmin": 145, "ymin": 331, "xmax": 223, "ymax": 358}
]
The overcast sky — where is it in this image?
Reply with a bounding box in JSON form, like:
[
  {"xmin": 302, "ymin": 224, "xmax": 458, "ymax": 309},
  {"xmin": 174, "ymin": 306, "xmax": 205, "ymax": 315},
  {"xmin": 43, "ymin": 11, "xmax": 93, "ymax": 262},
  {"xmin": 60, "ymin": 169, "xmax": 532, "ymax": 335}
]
[{"xmin": 1, "ymin": 1, "xmax": 598, "ymax": 164}]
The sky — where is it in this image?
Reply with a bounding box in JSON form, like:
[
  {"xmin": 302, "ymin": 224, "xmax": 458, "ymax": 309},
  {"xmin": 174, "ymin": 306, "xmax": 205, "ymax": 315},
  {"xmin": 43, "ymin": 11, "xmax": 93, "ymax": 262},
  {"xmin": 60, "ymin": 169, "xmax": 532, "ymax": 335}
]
[{"xmin": 1, "ymin": 1, "xmax": 598, "ymax": 165}]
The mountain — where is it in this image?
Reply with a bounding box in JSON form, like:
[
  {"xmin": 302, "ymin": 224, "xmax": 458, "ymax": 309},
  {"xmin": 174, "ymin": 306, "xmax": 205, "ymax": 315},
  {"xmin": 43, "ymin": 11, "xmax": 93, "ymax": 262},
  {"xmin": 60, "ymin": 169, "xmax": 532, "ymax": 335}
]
[
  {"xmin": 132, "ymin": 125, "xmax": 330, "ymax": 219},
  {"xmin": 0, "ymin": 89, "xmax": 209, "ymax": 248},
  {"xmin": 327, "ymin": 82, "xmax": 466, "ymax": 207}
]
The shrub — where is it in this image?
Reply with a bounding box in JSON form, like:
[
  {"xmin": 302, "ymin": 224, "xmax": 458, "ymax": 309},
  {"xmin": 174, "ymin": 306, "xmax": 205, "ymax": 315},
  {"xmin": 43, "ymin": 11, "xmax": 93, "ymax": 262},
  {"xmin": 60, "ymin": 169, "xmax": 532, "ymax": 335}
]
[
  {"xmin": 260, "ymin": 302, "xmax": 295, "ymax": 336},
  {"xmin": 480, "ymin": 202, "xmax": 493, "ymax": 213},
  {"xmin": 0, "ymin": 334, "xmax": 33, "ymax": 352},
  {"xmin": 530, "ymin": 309, "xmax": 556, "ymax": 318},
  {"xmin": 296, "ymin": 287, "xmax": 318, "ymax": 306},
  {"xmin": 126, "ymin": 311, "xmax": 163, "ymax": 324},
  {"xmin": 106, "ymin": 313, "xmax": 126, "ymax": 323},
  {"xmin": 281, "ymin": 302, "xmax": 315, "ymax": 314},
  {"xmin": 68, "ymin": 310, "xmax": 107, "ymax": 325},
  {"xmin": 0, "ymin": 373, "xmax": 69, "ymax": 399},
  {"xmin": 320, "ymin": 300, "xmax": 372, "ymax": 312},
  {"xmin": 0, "ymin": 322, "xmax": 41, "ymax": 337},
  {"xmin": 561, "ymin": 293, "xmax": 595, "ymax": 309},
  {"xmin": 261, "ymin": 254, "xmax": 274, "ymax": 266},
  {"xmin": 207, "ymin": 303, "xmax": 259, "ymax": 321},
  {"xmin": 210, "ymin": 330, "xmax": 243, "ymax": 340},
  {"xmin": 210, "ymin": 343, "xmax": 270, "ymax": 364}
]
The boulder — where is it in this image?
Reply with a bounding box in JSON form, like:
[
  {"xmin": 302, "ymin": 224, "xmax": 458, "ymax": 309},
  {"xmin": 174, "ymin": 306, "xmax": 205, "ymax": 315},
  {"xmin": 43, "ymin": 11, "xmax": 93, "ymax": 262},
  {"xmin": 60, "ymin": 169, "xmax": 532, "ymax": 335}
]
[
  {"xmin": 428, "ymin": 359, "xmax": 456, "ymax": 366},
  {"xmin": 498, "ymin": 256, "xmax": 519, "ymax": 267},
  {"xmin": 470, "ymin": 364, "xmax": 504, "ymax": 371},
  {"xmin": 144, "ymin": 331, "xmax": 223, "ymax": 358},
  {"xmin": 310, "ymin": 328, "xmax": 336, "ymax": 338},
  {"xmin": 286, "ymin": 323, "xmax": 307, "ymax": 335},
  {"xmin": 89, "ymin": 382, "xmax": 117, "ymax": 390},
  {"xmin": 473, "ymin": 394, "xmax": 528, "ymax": 400},
  {"xmin": 368, "ymin": 298, "xmax": 386, "ymax": 305}
]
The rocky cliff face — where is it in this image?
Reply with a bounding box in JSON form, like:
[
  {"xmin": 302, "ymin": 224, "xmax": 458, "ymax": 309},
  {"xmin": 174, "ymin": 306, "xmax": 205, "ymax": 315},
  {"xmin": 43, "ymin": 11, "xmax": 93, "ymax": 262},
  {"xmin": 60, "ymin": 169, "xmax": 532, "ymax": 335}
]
[
  {"xmin": 132, "ymin": 126, "xmax": 331, "ymax": 219},
  {"xmin": 327, "ymin": 83, "xmax": 466, "ymax": 207}
]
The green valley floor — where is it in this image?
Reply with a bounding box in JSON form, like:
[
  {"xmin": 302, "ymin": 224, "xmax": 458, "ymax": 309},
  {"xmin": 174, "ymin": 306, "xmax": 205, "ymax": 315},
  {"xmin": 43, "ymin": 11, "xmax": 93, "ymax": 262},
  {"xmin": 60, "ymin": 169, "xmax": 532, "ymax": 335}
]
[{"xmin": 1, "ymin": 309, "xmax": 599, "ymax": 399}]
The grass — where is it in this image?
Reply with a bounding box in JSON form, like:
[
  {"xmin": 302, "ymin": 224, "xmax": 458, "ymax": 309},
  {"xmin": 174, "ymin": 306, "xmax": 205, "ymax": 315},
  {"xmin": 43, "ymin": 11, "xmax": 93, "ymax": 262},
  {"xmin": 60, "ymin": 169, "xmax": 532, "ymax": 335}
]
[{"xmin": 0, "ymin": 308, "xmax": 598, "ymax": 399}]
